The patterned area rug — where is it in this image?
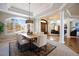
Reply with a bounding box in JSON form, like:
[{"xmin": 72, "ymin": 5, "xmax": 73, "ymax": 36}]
[{"xmin": 9, "ymin": 42, "xmax": 56, "ymax": 56}]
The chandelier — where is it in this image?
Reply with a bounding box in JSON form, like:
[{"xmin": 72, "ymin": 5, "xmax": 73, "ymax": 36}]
[{"xmin": 26, "ymin": 3, "xmax": 33, "ymax": 23}]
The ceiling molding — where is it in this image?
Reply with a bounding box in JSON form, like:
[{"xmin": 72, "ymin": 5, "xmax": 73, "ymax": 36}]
[
  {"xmin": 0, "ymin": 9, "xmax": 30, "ymax": 18},
  {"xmin": 8, "ymin": 6, "xmax": 33, "ymax": 16}
]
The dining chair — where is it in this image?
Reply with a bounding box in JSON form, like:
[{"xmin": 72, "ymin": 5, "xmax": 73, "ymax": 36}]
[
  {"xmin": 16, "ymin": 34, "xmax": 29, "ymax": 51},
  {"xmin": 33, "ymin": 34, "xmax": 47, "ymax": 51}
]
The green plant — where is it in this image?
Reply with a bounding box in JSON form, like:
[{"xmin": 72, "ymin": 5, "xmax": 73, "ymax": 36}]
[{"xmin": 0, "ymin": 22, "xmax": 4, "ymax": 33}]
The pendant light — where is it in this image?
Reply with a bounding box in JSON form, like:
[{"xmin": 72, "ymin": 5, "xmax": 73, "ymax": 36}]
[{"xmin": 26, "ymin": 3, "xmax": 33, "ymax": 23}]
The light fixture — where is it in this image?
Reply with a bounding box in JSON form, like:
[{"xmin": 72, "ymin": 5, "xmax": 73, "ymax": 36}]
[{"xmin": 26, "ymin": 3, "xmax": 33, "ymax": 23}]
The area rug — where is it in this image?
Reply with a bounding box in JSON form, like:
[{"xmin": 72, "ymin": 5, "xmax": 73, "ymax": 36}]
[{"xmin": 9, "ymin": 42, "xmax": 56, "ymax": 56}]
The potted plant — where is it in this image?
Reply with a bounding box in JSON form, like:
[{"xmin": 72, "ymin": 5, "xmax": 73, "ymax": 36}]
[{"xmin": 0, "ymin": 22, "xmax": 4, "ymax": 33}]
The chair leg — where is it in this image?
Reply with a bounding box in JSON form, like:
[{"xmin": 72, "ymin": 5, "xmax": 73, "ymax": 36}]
[
  {"xmin": 36, "ymin": 47, "xmax": 41, "ymax": 52},
  {"xmin": 44, "ymin": 45, "xmax": 47, "ymax": 52}
]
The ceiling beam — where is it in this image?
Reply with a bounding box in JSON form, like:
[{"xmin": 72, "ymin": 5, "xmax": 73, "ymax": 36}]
[
  {"xmin": 59, "ymin": 3, "xmax": 67, "ymax": 10},
  {"xmin": 66, "ymin": 9, "xmax": 72, "ymax": 17}
]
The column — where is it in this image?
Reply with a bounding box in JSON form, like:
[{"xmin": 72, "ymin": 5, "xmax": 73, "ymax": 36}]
[
  {"xmin": 67, "ymin": 19, "xmax": 70, "ymax": 38},
  {"xmin": 48, "ymin": 19, "xmax": 51, "ymax": 34},
  {"xmin": 34, "ymin": 16, "xmax": 41, "ymax": 32},
  {"xmin": 59, "ymin": 10, "xmax": 65, "ymax": 44}
]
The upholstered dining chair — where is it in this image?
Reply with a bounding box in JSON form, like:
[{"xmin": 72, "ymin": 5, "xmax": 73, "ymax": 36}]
[
  {"xmin": 16, "ymin": 34, "xmax": 29, "ymax": 51},
  {"xmin": 33, "ymin": 33, "xmax": 47, "ymax": 51}
]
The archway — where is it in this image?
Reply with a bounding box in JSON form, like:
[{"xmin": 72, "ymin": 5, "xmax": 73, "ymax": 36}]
[{"xmin": 41, "ymin": 19, "xmax": 48, "ymax": 34}]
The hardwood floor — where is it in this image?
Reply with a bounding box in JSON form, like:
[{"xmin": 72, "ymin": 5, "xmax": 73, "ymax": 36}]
[
  {"xmin": 48, "ymin": 35, "xmax": 79, "ymax": 54},
  {"xmin": 65, "ymin": 37, "xmax": 79, "ymax": 54}
]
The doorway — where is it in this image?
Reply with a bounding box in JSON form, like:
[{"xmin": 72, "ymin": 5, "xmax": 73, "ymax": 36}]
[{"xmin": 41, "ymin": 19, "xmax": 48, "ymax": 34}]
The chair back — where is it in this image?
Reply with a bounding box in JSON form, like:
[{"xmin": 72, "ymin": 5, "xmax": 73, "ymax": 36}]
[
  {"xmin": 39, "ymin": 35, "xmax": 47, "ymax": 47},
  {"xmin": 17, "ymin": 34, "xmax": 29, "ymax": 45},
  {"xmin": 33, "ymin": 34, "xmax": 47, "ymax": 47}
]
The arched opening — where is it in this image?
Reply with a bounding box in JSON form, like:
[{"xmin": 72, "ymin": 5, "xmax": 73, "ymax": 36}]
[{"xmin": 41, "ymin": 19, "xmax": 48, "ymax": 34}]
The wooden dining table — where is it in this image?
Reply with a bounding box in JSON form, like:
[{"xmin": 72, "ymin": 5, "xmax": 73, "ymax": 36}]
[
  {"xmin": 19, "ymin": 33, "xmax": 37, "ymax": 39},
  {"xmin": 17, "ymin": 32, "xmax": 38, "ymax": 50}
]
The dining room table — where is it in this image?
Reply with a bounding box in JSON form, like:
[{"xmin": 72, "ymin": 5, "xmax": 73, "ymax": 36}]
[{"xmin": 17, "ymin": 32, "xmax": 38, "ymax": 50}]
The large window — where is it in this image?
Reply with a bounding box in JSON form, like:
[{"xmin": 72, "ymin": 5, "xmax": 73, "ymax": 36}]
[{"xmin": 5, "ymin": 17, "xmax": 26, "ymax": 34}]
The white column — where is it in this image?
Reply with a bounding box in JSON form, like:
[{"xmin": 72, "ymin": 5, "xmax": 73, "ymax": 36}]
[
  {"xmin": 67, "ymin": 19, "xmax": 70, "ymax": 38},
  {"xmin": 59, "ymin": 10, "xmax": 65, "ymax": 44},
  {"xmin": 38, "ymin": 17, "xmax": 41, "ymax": 32},
  {"xmin": 48, "ymin": 19, "xmax": 51, "ymax": 34},
  {"xmin": 34, "ymin": 16, "xmax": 41, "ymax": 32}
]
